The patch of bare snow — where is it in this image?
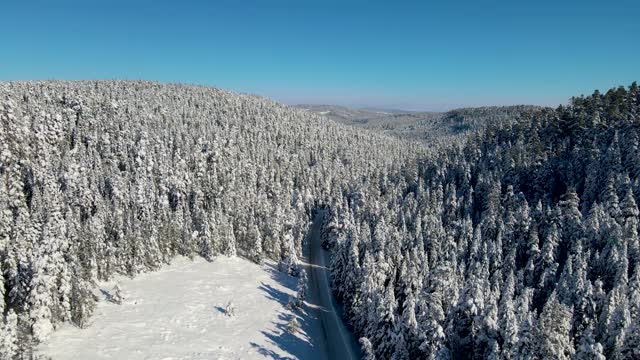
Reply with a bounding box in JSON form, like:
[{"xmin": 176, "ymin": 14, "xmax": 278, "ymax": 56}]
[{"xmin": 37, "ymin": 256, "xmax": 325, "ymax": 360}]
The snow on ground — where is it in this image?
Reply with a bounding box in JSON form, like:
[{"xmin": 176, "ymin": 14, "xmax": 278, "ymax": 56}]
[{"xmin": 37, "ymin": 256, "xmax": 325, "ymax": 360}]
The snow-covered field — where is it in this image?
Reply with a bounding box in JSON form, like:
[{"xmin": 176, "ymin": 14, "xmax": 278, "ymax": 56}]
[{"xmin": 37, "ymin": 256, "xmax": 324, "ymax": 360}]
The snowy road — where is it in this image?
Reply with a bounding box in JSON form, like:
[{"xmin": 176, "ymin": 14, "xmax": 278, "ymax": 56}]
[{"xmin": 305, "ymin": 211, "xmax": 362, "ymax": 360}]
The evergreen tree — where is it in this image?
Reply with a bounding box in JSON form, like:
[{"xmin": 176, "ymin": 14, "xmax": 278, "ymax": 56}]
[
  {"xmin": 534, "ymin": 292, "xmax": 574, "ymax": 359},
  {"xmin": 247, "ymin": 223, "xmax": 264, "ymax": 265},
  {"xmin": 360, "ymin": 337, "xmax": 376, "ymax": 360},
  {"xmin": 620, "ymin": 323, "xmax": 640, "ymax": 359},
  {"xmin": 575, "ymin": 325, "xmax": 605, "ymax": 360},
  {"xmin": 0, "ymin": 309, "xmax": 19, "ymax": 359}
]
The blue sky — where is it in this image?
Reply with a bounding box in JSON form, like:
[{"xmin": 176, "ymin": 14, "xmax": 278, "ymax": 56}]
[{"xmin": 1, "ymin": 0, "xmax": 639, "ymax": 110}]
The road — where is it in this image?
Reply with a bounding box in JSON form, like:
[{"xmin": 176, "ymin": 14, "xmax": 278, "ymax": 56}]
[{"xmin": 305, "ymin": 210, "xmax": 362, "ymax": 360}]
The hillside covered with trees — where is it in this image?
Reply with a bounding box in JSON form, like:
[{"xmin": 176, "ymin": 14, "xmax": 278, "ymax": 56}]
[
  {"xmin": 0, "ymin": 81, "xmax": 420, "ymax": 357},
  {"xmin": 1, "ymin": 80, "xmax": 640, "ymax": 359},
  {"xmin": 325, "ymin": 83, "xmax": 640, "ymax": 359}
]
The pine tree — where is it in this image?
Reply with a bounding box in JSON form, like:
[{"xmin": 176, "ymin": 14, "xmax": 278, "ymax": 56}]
[
  {"xmin": 559, "ymin": 189, "xmax": 584, "ymax": 256},
  {"xmin": 621, "ymin": 188, "xmax": 640, "ymax": 271},
  {"xmin": 296, "ymin": 269, "xmax": 307, "ymax": 308},
  {"xmin": 111, "ymin": 283, "xmax": 123, "ymax": 305},
  {"xmin": 534, "ymin": 292, "xmax": 574, "ymax": 359},
  {"xmin": 511, "ymin": 310, "xmax": 536, "ymax": 360},
  {"xmin": 0, "ymin": 309, "xmax": 19, "ymax": 359},
  {"xmin": 498, "ymin": 270, "xmax": 518, "ymax": 358},
  {"xmin": 598, "ymin": 286, "xmax": 631, "ymax": 357},
  {"xmin": 390, "ymin": 326, "xmax": 410, "ymax": 360},
  {"xmin": 69, "ymin": 262, "xmax": 97, "ymax": 328},
  {"xmin": 400, "ymin": 291, "xmax": 419, "ymax": 355},
  {"xmin": 247, "ymin": 223, "xmax": 263, "ymax": 265},
  {"xmin": 360, "ymin": 337, "xmax": 376, "ymax": 360},
  {"xmin": 286, "ymin": 315, "xmax": 300, "ymax": 334},
  {"xmin": 575, "ymin": 325, "xmax": 605, "ymax": 360},
  {"xmin": 600, "ymin": 215, "xmax": 627, "ymax": 290},
  {"xmin": 629, "ymin": 265, "xmax": 640, "ymax": 322},
  {"xmin": 28, "ymin": 253, "xmax": 54, "ymax": 343},
  {"xmin": 535, "ymin": 224, "xmax": 560, "ymax": 307},
  {"xmin": 222, "ymin": 216, "xmax": 237, "ymax": 257},
  {"xmin": 602, "ymin": 175, "xmax": 621, "ymax": 221},
  {"xmin": 620, "ymin": 323, "xmax": 640, "ymax": 359}
]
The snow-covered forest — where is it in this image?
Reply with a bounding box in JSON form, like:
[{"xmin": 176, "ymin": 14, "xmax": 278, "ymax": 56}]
[
  {"xmin": 325, "ymin": 83, "xmax": 640, "ymax": 359},
  {"xmin": 1, "ymin": 80, "xmax": 640, "ymax": 359},
  {"xmin": 0, "ymin": 81, "xmax": 418, "ymax": 357}
]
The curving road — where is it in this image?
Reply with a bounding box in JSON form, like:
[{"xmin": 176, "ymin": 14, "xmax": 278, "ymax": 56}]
[{"xmin": 305, "ymin": 210, "xmax": 362, "ymax": 360}]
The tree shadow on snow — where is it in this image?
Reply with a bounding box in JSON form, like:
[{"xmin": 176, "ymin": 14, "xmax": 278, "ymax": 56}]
[
  {"xmin": 263, "ymin": 263, "xmax": 297, "ymax": 291},
  {"xmin": 258, "ymin": 282, "xmax": 291, "ymax": 308},
  {"xmin": 252, "ymin": 265, "xmax": 322, "ymax": 360},
  {"xmin": 249, "ymin": 342, "xmax": 296, "ymax": 360},
  {"xmin": 214, "ymin": 306, "xmax": 227, "ymax": 314},
  {"xmin": 99, "ymin": 288, "xmax": 113, "ymax": 302},
  {"xmin": 250, "ymin": 310, "xmax": 318, "ymax": 360}
]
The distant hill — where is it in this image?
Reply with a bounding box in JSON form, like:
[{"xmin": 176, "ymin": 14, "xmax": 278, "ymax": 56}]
[
  {"xmin": 295, "ymin": 104, "xmax": 543, "ymax": 143},
  {"xmin": 293, "ymin": 104, "xmax": 412, "ymax": 126}
]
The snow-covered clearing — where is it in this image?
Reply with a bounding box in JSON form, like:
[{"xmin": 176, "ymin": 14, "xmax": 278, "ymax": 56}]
[{"xmin": 37, "ymin": 256, "xmax": 325, "ymax": 360}]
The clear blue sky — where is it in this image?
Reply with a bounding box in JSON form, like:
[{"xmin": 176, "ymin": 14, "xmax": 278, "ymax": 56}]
[{"xmin": 1, "ymin": 0, "xmax": 639, "ymax": 110}]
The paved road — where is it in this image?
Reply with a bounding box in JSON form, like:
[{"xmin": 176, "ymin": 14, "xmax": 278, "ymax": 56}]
[{"xmin": 306, "ymin": 210, "xmax": 361, "ymax": 360}]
